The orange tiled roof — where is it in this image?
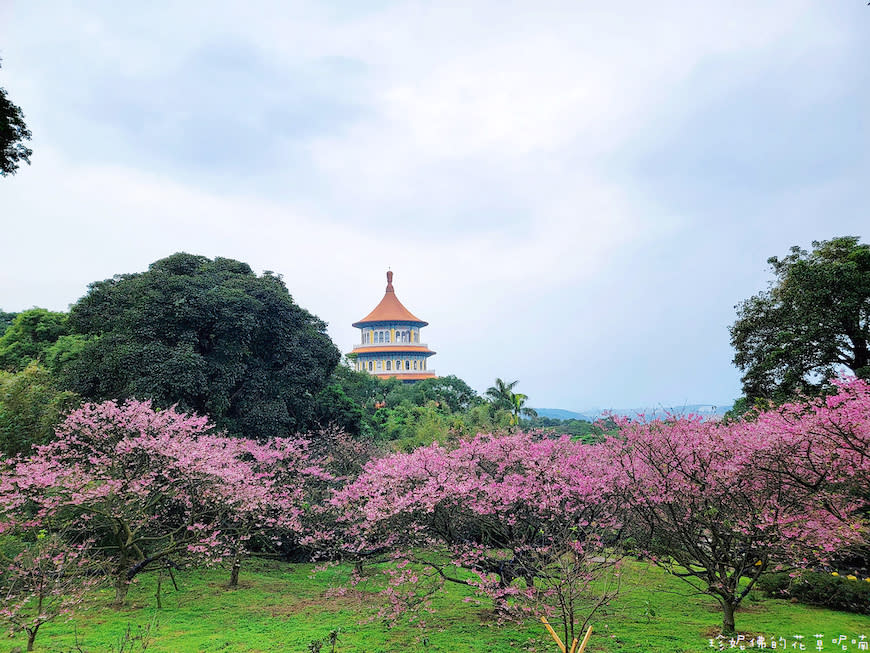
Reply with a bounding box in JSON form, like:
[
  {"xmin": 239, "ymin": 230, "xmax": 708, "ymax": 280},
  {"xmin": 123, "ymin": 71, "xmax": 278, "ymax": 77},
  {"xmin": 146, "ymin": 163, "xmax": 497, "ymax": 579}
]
[
  {"xmin": 352, "ymin": 271, "xmax": 428, "ymax": 327},
  {"xmin": 351, "ymin": 345, "xmax": 435, "ymax": 355},
  {"xmin": 372, "ymin": 371, "xmax": 437, "ymax": 380}
]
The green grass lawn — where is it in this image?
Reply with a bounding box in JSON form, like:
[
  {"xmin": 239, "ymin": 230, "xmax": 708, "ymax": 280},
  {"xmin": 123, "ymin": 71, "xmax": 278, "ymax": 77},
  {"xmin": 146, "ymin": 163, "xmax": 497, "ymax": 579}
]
[{"xmin": 9, "ymin": 559, "xmax": 869, "ymax": 653}]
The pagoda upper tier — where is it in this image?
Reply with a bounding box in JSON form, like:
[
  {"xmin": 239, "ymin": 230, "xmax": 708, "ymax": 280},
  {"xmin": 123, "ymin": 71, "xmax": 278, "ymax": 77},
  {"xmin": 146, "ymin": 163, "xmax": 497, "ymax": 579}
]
[{"xmin": 350, "ymin": 271, "xmax": 436, "ymax": 382}]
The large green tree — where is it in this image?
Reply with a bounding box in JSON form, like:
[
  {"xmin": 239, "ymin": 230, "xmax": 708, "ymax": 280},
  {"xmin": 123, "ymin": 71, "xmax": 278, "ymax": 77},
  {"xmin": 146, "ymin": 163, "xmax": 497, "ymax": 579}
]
[
  {"xmin": 0, "ymin": 363, "xmax": 79, "ymax": 456},
  {"xmin": 730, "ymin": 236, "xmax": 870, "ymax": 401},
  {"xmin": 62, "ymin": 253, "xmax": 341, "ymax": 439},
  {"xmin": 0, "ymin": 311, "xmax": 18, "ymax": 336},
  {"xmin": 0, "ymin": 309, "xmax": 70, "ymax": 372},
  {"xmin": 0, "ymin": 59, "xmax": 32, "ymax": 177}
]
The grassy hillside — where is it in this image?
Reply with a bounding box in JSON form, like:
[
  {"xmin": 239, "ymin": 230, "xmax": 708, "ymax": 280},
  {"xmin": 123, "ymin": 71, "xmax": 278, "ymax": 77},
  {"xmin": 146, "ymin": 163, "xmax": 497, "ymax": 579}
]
[{"xmin": 11, "ymin": 559, "xmax": 869, "ymax": 652}]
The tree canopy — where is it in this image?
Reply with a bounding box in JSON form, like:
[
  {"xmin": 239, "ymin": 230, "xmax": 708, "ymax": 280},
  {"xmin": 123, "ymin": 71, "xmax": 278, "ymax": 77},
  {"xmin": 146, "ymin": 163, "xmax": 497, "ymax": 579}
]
[
  {"xmin": 0, "ymin": 59, "xmax": 32, "ymax": 177},
  {"xmin": 730, "ymin": 236, "xmax": 870, "ymax": 401},
  {"xmin": 611, "ymin": 381, "xmax": 867, "ymax": 635},
  {"xmin": 0, "ymin": 310, "xmax": 17, "ymax": 335},
  {"xmin": 61, "ymin": 253, "xmax": 341, "ymax": 439},
  {"xmin": 0, "ymin": 362, "xmax": 79, "ymax": 456},
  {"xmin": 0, "ymin": 309, "xmax": 71, "ymax": 372}
]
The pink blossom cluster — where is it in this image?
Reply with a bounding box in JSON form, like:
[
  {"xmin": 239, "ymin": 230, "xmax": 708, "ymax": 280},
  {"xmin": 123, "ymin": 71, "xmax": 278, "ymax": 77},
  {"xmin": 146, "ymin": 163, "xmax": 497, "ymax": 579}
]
[
  {"xmin": 327, "ymin": 431, "xmax": 624, "ymax": 628},
  {"xmin": 607, "ymin": 376, "xmax": 869, "ymax": 633},
  {"xmin": 0, "ymin": 399, "xmax": 324, "ymax": 605}
]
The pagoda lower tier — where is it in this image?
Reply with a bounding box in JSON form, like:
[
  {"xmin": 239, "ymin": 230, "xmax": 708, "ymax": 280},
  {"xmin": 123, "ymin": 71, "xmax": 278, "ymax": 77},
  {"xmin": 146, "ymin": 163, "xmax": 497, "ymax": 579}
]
[{"xmin": 350, "ymin": 343, "xmax": 436, "ymax": 381}]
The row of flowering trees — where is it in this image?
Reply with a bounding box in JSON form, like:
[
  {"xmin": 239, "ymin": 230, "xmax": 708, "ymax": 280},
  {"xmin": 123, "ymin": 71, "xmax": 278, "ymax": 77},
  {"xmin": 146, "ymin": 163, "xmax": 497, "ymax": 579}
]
[
  {"xmin": 1, "ymin": 379, "xmax": 868, "ymax": 647},
  {"xmin": 325, "ymin": 378, "xmax": 869, "ymax": 636}
]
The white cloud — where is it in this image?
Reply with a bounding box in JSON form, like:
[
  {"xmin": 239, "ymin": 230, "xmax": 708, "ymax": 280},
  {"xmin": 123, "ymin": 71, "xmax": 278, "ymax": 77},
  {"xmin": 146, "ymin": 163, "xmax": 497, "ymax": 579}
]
[{"xmin": 1, "ymin": 0, "xmax": 866, "ymax": 408}]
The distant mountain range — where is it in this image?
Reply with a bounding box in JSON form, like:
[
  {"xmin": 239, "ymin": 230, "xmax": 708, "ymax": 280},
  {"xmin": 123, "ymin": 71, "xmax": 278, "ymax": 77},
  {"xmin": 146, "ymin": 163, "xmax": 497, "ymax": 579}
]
[{"xmin": 534, "ymin": 404, "xmax": 732, "ymax": 422}]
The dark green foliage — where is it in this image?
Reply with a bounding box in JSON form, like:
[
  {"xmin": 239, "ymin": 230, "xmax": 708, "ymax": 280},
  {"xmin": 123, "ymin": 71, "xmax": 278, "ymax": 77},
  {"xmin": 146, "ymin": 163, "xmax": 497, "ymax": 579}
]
[
  {"xmin": 0, "ymin": 363, "xmax": 79, "ymax": 456},
  {"xmin": 61, "ymin": 253, "xmax": 340, "ymax": 439},
  {"xmin": 330, "ymin": 364, "xmax": 392, "ymax": 408},
  {"xmin": 731, "ymin": 236, "xmax": 870, "ymax": 401},
  {"xmin": 313, "ymin": 383, "xmax": 366, "ymax": 436},
  {"xmin": 312, "ymin": 365, "xmax": 390, "ymax": 437},
  {"xmin": 394, "ymin": 375, "xmax": 482, "ymax": 413},
  {"xmin": 0, "ymin": 311, "xmax": 17, "ymax": 335},
  {"xmin": 524, "ymin": 415, "xmax": 601, "ymax": 442},
  {"xmin": 0, "ymin": 309, "xmax": 71, "ymax": 372},
  {"xmin": 310, "ymin": 367, "xmax": 508, "ymax": 446},
  {"xmin": 0, "ymin": 59, "xmax": 32, "ymax": 177},
  {"xmin": 757, "ymin": 571, "xmax": 870, "ymax": 615}
]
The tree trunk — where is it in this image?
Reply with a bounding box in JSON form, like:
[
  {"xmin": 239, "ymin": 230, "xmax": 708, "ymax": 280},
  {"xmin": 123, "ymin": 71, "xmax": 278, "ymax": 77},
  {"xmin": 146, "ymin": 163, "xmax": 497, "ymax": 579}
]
[
  {"xmin": 721, "ymin": 600, "xmax": 737, "ymax": 636},
  {"xmin": 228, "ymin": 547, "xmax": 242, "ymax": 588},
  {"xmin": 114, "ymin": 572, "xmax": 130, "ymax": 607},
  {"xmin": 229, "ymin": 558, "xmax": 241, "ymax": 588},
  {"xmin": 27, "ymin": 626, "xmax": 37, "ymax": 651},
  {"xmin": 155, "ymin": 569, "xmax": 163, "ymax": 609}
]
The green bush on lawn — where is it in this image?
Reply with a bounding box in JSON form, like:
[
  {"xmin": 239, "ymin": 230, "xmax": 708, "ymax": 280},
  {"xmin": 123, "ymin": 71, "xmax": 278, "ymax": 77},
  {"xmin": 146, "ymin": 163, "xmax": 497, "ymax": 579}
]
[{"xmin": 757, "ymin": 571, "xmax": 870, "ymax": 614}]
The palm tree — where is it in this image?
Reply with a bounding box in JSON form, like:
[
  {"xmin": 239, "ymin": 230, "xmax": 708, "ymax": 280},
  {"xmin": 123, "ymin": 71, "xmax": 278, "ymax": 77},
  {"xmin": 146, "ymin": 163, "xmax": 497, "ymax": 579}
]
[
  {"xmin": 486, "ymin": 378, "xmax": 537, "ymax": 429},
  {"xmin": 485, "ymin": 378, "xmax": 518, "ymax": 411},
  {"xmin": 508, "ymin": 392, "xmax": 538, "ymax": 427}
]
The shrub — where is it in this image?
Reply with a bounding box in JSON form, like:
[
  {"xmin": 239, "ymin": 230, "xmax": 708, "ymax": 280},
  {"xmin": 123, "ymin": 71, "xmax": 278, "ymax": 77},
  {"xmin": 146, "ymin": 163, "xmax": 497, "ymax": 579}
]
[{"xmin": 757, "ymin": 571, "xmax": 870, "ymax": 614}]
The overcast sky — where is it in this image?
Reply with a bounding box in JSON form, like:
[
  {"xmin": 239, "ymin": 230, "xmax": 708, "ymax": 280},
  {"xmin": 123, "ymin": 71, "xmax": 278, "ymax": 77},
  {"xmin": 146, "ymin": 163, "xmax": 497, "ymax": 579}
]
[{"xmin": 1, "ymin": 2, "xmax": 867, "ymax": 411}]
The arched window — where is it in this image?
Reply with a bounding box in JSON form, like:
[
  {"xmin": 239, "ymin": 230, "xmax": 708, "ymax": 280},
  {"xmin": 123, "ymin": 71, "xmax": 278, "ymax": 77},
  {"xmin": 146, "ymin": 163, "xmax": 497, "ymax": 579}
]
[
  {"xmin": 386, "ymin": 361, "xmax": 391, "ymax": 371},
  {"xmin": 413, "ymin": 360, "xmax": 418, "ymax": 370},
  {"xmin": 376, "ymin": 360, "xmax": 382, "ymax": 370},
  {"xmin": 395, "ymin": 360, "xmax": 401, "ymax": 370},
  {"xmin": 405, "ymin": 360, "xmax": 410, "ymax": 370},
  {"xmin": 368, "ymin": 361, "xmax": 373, "ymax": 371}
]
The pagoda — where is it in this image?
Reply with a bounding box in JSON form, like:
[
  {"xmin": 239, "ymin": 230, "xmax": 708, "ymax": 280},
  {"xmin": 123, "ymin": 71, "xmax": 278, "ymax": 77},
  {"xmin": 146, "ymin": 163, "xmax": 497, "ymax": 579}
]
[{"xmin": 350, "ymin": 271, "xmax": 436, "ymax": 382}]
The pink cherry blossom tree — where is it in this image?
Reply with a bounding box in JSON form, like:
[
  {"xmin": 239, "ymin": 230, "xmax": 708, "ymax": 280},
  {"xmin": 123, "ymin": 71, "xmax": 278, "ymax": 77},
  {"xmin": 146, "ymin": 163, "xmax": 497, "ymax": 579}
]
[
  {"xmin": 217, "ymin": 425, "xmax": 378, "ymax": 588},
  {"xmin": 0, "ymin": 400, "xmax": 274, "ymax": 606},
  {"xmin": 610, "ymin": 388, "xmax": 867, "ymax": 635},
  {"xmin": 329, "ymin": 432, "xmax": 625, "ymax": 646},
  {"xmin": 751, "ymin": 376, "xmax": 870, "ymax": 507},
  {"xmin": 0, "ymin": 529, "xmax": 103, "ymax": 651},
  {"xmin": 219, "ymin": 433, "xmax": 336, "ymax": 588}
]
